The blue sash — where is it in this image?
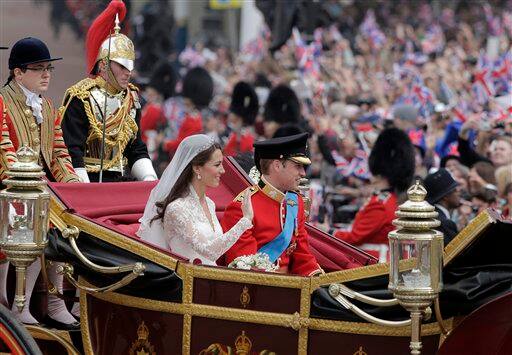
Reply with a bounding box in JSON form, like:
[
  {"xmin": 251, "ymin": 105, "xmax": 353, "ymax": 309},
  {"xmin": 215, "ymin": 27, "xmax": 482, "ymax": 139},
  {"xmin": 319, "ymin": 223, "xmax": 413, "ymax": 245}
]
[{"xmin": 258, "ymin": 192, "xmax": 298, "ymax": 263}]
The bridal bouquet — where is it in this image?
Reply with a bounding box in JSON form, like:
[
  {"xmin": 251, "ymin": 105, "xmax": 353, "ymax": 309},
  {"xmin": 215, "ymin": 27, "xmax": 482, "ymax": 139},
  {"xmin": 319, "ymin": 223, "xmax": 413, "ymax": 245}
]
[{"xmin": 228, "ymin": 253, "xmax": 279, "ymax": 272}]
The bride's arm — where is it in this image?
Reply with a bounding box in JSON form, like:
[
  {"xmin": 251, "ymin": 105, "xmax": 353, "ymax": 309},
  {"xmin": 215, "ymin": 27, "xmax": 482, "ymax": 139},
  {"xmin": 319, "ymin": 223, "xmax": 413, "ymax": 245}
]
[{"xmin": 163, "ymin": 202, "xmax": 252, "ymax": 261}]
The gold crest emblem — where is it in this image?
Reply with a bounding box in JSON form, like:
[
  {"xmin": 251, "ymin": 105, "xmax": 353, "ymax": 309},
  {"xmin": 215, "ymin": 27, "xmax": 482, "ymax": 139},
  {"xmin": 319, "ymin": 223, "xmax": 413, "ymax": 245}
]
[
  {"xmin": 129, "ymin": 321, "xmax": 155, "ymax": 355},
  {"xmin": 240, "ymin": 286, "xmax": 251, "ymax": 308}
]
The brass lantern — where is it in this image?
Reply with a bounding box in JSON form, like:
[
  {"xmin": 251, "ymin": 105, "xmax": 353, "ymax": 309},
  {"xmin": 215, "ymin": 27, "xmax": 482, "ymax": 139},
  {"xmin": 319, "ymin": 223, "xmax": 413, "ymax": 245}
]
[
  {"xmin": 0, "ymin": 146, "xmax": 50, "ymax": 311},
  {"xmin": 388, "ymin": 181, "xmax": 444, "ymax": 355}
]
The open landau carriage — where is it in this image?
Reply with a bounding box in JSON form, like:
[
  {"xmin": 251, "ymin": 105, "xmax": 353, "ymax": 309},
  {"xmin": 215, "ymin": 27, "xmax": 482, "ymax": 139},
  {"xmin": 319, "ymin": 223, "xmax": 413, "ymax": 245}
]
[{"xmin": 1, "ymin": 157, "xmax": 511, "ymax": 355}]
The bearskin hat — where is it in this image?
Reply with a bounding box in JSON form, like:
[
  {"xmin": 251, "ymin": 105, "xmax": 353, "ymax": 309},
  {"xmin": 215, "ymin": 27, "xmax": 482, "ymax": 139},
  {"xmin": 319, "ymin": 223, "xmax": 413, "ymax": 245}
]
[
  {"xmin": 149, "ymin": 61, "xmax": 177, "ymax": 100},
  {"xmin": 230, "ymin": 81, "xmax": 259, "ymax": 126},
  {"xmin": 272, "ymin": 123, "xmax": 304, "ymax": 138},
  {"xmin": 369, "ymin": 128, "xmax": 415, "ymax": 192},
  {"xmin": 264, "ymin": 84, "xmax": 301, "ymax": 124},
  {"xmin": 182, "ymin": 67, "xmax": 213, "ymax": 110}
]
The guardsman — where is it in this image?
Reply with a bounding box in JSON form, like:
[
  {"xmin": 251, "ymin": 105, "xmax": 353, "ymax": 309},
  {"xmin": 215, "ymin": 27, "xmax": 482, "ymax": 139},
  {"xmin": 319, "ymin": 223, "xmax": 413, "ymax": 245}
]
[
  {"xmin": 60, "ymin": 0, "xmax": 157, "ymax": 182},
  {"xmin": 0, "ymin": 39, "xmax": 80, "ymax": 329},
  {"xmin": 223, "ymin": 81, "xmax": 259, "ymax": 157},
  {"xmin": 334, "ymin": 128, "xmax": 416, "ymax": 262},
  {"xmin": 221, "ymin": 133, "xmax": 323, "ymax": 276}
]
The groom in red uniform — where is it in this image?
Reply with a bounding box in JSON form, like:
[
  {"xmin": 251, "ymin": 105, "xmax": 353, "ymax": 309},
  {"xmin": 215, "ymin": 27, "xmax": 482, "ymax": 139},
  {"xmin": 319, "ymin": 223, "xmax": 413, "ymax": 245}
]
[{"xmin": 221, "ymin": 133, "xmax": 322, "ymax": 276}]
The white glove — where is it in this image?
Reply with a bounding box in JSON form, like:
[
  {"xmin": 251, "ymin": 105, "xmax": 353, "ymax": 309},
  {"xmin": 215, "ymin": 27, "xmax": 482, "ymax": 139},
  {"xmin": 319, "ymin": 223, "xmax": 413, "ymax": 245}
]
[
  {"xmin": 131, "ymin": 158, "xmax": 157, "ymax": 181},
  {"xmin": 75, "ymin": 168, "xmax": 90, "ymax": 183}
]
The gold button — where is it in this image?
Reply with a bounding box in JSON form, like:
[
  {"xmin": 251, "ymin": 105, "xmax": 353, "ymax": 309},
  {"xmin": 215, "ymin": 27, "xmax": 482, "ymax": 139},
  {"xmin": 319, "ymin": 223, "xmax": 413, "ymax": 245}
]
[
  {"xmin": 30, "ymin": 122, "xmax": 38, "ymax": 131},
  {"xmin": 24, "ymin": 108, "xmax": 32, "ymax": 117},
  {"xmin": 33, "ymin": 138, "xmax": 40, "ymax": 144}
]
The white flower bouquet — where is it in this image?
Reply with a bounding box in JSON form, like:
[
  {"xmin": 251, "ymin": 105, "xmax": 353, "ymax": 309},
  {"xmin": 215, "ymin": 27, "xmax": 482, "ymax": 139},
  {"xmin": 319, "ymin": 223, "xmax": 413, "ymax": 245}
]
[{"xmin": 228, "ymin": 253, "xmax": 278, "ymax": 272}]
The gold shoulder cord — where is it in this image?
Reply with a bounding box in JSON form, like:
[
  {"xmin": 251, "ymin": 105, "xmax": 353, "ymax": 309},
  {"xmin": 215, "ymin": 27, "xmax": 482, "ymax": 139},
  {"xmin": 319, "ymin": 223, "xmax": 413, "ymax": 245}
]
[{"xmin": 58, "ymin": 78, "xmax": 138, "ymax": 172}]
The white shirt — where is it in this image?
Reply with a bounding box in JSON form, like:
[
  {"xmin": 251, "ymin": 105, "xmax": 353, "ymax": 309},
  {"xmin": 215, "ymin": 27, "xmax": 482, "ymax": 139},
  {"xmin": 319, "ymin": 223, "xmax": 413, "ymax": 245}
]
[{"xmin": 18, "ymin": 82, "xmax": 43, "ymax": 124}]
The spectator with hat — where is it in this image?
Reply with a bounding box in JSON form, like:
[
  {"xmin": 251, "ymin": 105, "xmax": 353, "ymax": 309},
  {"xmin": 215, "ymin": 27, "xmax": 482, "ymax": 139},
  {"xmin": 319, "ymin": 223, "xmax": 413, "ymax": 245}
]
[
  {"xmin": 0, "ymin": 38, "xmax": 80, "ymax": 329},
  {"xmin": 223, "ymin": 81, "xmax": 259, "ymax": 157},
  {"xmin": 221, "ymin": 133, "xmax": 323, "ymax": 276},
  {"xmin": 424, "ymin": 168, "xmax": 461, "ymax": 245}
]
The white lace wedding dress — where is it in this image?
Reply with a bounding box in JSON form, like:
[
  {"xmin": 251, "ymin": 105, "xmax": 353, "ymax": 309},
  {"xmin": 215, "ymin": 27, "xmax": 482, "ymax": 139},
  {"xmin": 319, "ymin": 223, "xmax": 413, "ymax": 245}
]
[{"xmin": 144, "ymin": 185, "xmax": 252, "ymax": 265}]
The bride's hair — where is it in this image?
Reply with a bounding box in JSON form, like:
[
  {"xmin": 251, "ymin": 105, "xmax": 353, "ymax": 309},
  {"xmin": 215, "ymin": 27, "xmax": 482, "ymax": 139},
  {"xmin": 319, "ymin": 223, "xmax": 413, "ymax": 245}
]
[{"xmin": 151, "ymin": 142, "xmax": 221, "ymax": 224}]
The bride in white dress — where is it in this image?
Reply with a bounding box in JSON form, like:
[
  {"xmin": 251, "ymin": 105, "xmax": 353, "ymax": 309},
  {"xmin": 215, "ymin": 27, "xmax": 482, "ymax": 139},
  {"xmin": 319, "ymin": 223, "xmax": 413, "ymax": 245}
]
[{"xmin": 137, "ymin": 134, "xmax": 253, "ymax": 265}]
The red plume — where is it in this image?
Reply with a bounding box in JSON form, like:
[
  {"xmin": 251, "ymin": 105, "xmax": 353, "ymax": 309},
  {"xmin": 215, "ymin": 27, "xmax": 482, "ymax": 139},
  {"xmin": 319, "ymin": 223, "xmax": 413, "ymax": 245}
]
[{"xmin": 85, "ymin": 0, "xmax": 127, "ymax": 74}]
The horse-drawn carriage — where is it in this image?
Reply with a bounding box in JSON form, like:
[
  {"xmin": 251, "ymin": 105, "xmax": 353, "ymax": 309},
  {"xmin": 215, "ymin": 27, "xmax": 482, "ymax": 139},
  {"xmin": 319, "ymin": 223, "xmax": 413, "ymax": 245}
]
[{"xmin": 1, "ymin": 157, "xmax": 511, "ymax": 354}]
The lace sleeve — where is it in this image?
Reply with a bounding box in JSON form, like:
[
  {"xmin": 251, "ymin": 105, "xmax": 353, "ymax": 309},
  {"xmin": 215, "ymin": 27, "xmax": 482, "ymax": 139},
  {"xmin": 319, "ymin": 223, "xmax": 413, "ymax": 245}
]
[{"xmin": 163, "ymin": 201, "xmax": 252, "ymax": 261}]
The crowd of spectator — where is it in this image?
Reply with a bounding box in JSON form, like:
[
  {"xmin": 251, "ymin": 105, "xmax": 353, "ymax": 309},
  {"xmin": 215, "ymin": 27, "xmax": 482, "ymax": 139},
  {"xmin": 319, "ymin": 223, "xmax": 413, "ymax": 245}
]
[{"xmin": 134, "ymin": 0, "xmax": 512, "ymax": 252}]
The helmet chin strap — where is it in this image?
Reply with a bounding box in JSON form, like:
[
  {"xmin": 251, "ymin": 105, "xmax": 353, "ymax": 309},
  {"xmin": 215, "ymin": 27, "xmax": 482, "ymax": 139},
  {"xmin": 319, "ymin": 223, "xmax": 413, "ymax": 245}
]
[{"xmin": 102, "ymin": 60, "xmax": 123, "ymax": 93}]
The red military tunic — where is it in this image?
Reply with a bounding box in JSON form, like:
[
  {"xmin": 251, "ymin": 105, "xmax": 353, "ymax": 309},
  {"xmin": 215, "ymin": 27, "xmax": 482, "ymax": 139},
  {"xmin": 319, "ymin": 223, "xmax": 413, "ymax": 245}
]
[
  {"xmin": 334, "ymin": 190, "xmax": 397, "ymax": 262},
  {"xmin": 221, "ymin": 178, "xmax": 322, "ymax": 276},
  {"xmin": 163, "ymin": 113, "xmax": 203, "ymax": 153},
  {"xmin": 223, "ymin": 130, "xmax": 255, "ymax": 156}
]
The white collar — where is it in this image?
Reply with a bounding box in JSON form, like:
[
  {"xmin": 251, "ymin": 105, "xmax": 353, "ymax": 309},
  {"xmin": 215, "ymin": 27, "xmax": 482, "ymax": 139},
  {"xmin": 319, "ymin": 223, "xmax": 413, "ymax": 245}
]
[{"xmin": 18, "ymin": 82, "xmax": 43, "ymax": 124}]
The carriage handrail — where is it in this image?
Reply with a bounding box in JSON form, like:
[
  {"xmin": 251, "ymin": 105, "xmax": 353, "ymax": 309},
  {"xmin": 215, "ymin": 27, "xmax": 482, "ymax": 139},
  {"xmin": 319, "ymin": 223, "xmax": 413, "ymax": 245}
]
[
  {"xmin": 62, "ymin": 225, "xmax": 145, "ymax": 274},
  {"xmin": 56, "ymin": 263, "xmax": 145, "ymax": 294}
]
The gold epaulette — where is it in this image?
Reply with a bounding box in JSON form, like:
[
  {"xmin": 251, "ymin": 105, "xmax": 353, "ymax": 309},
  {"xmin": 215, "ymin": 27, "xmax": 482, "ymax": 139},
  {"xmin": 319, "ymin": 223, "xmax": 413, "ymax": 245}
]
[
  {"xmin": 62, "ymin": 78, "xmax": 98, "ymax": 103},
  {"xmin": 234, "ymin": 185, "xmax": 258, "ymax": 202}
]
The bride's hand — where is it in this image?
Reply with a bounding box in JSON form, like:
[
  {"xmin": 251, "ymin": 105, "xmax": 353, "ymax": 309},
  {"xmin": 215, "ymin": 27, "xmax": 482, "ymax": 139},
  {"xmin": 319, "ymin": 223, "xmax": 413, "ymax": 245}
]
[{"xmin": 241, "ymin": 189, "xmax": 254, "ymax": 222}]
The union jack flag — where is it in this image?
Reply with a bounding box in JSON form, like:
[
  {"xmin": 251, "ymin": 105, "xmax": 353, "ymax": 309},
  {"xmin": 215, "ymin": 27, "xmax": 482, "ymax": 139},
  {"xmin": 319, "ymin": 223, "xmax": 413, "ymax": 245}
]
[
  {"xmin": 359, "ymin": 9, "xmax": 386, "ymax": 51},
  {"xmin": 421, "ymin": 24, "xmax": 445, "ymax": 54},
  {"xmin": 472, "ymin": 52, "xmax": 495, "ymax": 104}
]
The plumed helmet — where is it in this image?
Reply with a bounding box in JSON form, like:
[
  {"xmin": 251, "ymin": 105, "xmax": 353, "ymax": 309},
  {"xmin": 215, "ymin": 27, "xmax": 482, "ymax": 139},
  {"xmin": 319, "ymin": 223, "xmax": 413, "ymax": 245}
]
[
  {"xmin": 230, "ymin": 81, "xmax": 259, "ymax": 126},
  {"xmin": 264, "ymin": 84, "xmax": 301, "ymax": 124},
  {"xmin": 369, "ymin": 128, "xmax": 415, "ymax": 192},
  {"xmin": 8, "ymin": 37, "xmax": 62, "ymax": 70},
  {"xmin": 86, "ymin": 0, "xmax": 135, "ymax": 74},
  {"xmin": 182, "ymin": 67, "xmax": 213, "ymax": 110}
]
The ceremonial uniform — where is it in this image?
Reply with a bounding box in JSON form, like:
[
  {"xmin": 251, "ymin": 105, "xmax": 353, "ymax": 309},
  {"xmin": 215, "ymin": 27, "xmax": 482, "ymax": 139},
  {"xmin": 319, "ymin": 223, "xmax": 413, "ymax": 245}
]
[
  {"xmin": 60, "ymin": 0, "xmax": 156, "ymax": 183},
  {"xmin": 0, "ymin": 38, "xmax": 80, "ymax": 329},
  {"xmin": 0, "ymin": 81, "xmax": 79, "ymax": 184},
  {"xmin": 223, "ymin": 81, "xmax": 258, "ymax": 156},
  {"xmin": 334, "ymin": 190, "xmax": 397, "ymax": 263},
  {"xmin": 60, "ymin": 76, "xmax": 150, "ymax": 181},
  {"xmin": 222, "ymin": 178, "xmax": 321, "ymax": 276},
  {"xmin": 222, "ymin": 132, "xmax": 321, "ymax": 276}
]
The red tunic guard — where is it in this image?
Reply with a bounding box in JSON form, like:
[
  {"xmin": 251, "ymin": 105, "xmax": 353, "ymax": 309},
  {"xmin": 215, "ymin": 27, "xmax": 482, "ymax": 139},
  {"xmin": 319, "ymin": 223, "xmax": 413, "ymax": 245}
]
[
  {"xmin": 221, "ymin": 180, "xmax": 322, "ymax": 276},
  {"xmin": 334, "ymin": 190, "xmax": 397, "ymax": 262},
  {"xmin": 223, "ymin": 130, "xmax": 255, "ymax": 156}
]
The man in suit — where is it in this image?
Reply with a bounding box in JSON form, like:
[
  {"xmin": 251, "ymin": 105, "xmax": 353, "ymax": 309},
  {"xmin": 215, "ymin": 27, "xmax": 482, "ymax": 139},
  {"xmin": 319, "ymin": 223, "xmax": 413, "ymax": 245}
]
[{"xmin": 424, "ymin": 168, "xmax": 461, "ymax": 245}]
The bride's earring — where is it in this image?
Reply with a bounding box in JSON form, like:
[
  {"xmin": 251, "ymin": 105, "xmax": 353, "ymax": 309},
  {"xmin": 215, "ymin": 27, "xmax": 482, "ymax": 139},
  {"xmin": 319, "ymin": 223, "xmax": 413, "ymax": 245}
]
[{"xmin": 197, "ymin": 173, "xmax": 202, "ymax": 180}]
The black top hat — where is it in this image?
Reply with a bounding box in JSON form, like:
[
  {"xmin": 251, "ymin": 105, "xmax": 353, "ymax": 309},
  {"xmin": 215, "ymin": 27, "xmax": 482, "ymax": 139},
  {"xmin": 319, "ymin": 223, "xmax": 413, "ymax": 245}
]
[
  {"xmin": 230, "ymin": 81, "xmax": 259, "ymax": 126},
  {"xmin": 423, "ymin": 168, "xmax": 459, "ymax": 204},
  {"xmin": 8, "ymin": 37, "xmax": 62, "ymax": 70},
  {"xmin": 253, "ymin": 132, "xmax": 311, "ymax": 171},
  {"xmin": 264, "ymin": 84, "xmax": 301, "ymax": 124}
]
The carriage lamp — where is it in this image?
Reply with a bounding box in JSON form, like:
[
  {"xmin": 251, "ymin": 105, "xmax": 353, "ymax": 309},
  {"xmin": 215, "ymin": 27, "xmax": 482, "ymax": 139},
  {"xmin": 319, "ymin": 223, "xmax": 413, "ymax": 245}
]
[
  {"xmin": 0, "ymin": 146, "xmax": 50, "ymax": 311},
  {"xmin": 388, "ymin": 181, "xmax": 444, "ymax": 355}
]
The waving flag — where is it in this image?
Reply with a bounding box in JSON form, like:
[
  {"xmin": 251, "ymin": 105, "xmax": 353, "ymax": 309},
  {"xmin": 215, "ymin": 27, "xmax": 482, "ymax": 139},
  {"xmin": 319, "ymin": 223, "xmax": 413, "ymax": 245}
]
[
  {"xmin": 472, "ymin": 52, "xmax": 495, "ymax": 104},
  {"xmin": 359, "ymin": 9, "xmax": 386, "ymax": 51}
]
